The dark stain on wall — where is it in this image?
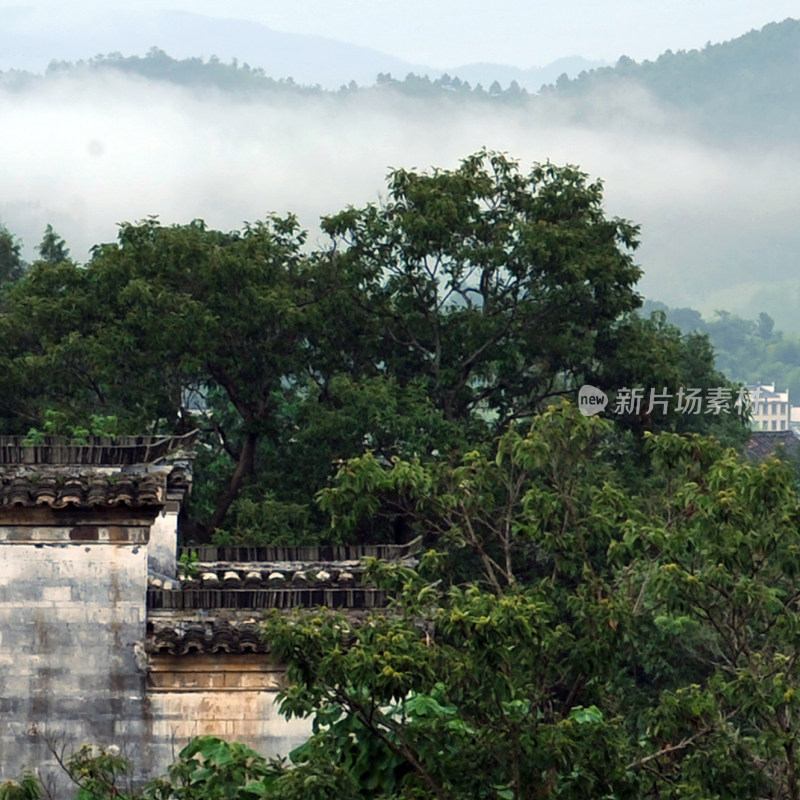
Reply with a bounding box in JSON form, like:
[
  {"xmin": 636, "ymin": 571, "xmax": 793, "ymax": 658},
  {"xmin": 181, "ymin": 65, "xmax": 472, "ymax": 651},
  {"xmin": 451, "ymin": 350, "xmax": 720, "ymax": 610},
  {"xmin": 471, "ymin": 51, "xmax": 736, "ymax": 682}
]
[{"xmin": 69, "ymin": 526, "xmax": 99, "ymax": 541}]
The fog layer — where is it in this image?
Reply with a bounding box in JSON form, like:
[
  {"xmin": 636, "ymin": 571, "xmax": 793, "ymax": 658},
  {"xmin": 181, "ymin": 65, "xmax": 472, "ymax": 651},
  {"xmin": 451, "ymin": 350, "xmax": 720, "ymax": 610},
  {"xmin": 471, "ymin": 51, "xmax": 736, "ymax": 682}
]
[{"xmin": 3, "ymin": 71, "xmax": 799, "ymax": 328}]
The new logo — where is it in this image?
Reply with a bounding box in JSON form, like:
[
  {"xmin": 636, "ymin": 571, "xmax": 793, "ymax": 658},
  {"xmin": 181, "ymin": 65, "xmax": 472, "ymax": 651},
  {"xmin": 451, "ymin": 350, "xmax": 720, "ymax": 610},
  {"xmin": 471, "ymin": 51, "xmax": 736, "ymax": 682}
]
[{"xmin": 578, "ymin": 385, "xmax": 609, "ymax": 416}]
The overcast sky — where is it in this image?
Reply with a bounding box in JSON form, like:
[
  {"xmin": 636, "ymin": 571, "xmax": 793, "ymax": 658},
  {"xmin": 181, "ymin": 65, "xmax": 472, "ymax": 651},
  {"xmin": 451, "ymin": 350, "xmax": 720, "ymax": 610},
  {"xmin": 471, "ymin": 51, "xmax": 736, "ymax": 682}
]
[{"xmin": 4, "ymin": 0, "xmax": 800, "ymax": 67}]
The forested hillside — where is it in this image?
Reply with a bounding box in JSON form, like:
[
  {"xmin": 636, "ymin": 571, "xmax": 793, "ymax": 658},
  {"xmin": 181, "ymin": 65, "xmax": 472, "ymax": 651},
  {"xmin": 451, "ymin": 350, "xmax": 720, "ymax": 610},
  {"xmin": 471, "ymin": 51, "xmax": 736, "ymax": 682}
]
[
  {"xmin": 544, "ymin": 17, "xmax": 800, "ymax": 143},
  {"xmin": 643, "ymin": 300, "xmax": 800, "ymax": 400},
  {"xmin": 5, "ymin": 17, "xmax": 800, "ymax": 144}
]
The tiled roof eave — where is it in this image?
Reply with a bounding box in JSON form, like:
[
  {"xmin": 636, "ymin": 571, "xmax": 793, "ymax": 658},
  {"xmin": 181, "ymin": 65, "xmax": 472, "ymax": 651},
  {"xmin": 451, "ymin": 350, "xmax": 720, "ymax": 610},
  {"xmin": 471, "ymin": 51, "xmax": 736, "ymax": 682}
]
[{"xmin": 0, "ymin": 472, "xmax": 168, "ymax": 510}]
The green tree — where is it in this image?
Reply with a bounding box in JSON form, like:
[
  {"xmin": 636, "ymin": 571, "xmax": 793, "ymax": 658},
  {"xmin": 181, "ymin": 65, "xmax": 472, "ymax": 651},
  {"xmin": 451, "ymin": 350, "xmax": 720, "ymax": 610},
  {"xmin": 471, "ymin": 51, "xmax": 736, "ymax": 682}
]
[
  {"xmin": 322, "ymin": 149, "xmax": 643, "ymax": 427},
  {"xmin": 2, "ymin": 216, "xmax": 343, "ymax": 533},
  {"xmin": 144, "ymin": 736, "xmax": 284, "ymax": 800},
  {"xmin": 0, "ymin": 225, "xmax": 26, "ymax": 284},
  {"xmin": 264, "ymin": 403, "xmax": 800, "ymax": 798},
  {"xmin": 0, "ymin": 152, "xmax": 650, "ymax": 537},
  {"xmin": 36, "ymin": 224, "xmax": 70, "ymax": 265},
  {"xmin": 266, "ymin": 404, "xmax": 639, "ymax": 798},
  {"xmin": 0, "ymin": 154, "xmax": 745, "ymax": 539},
  {"xmin": 0, "ymin": 773, "xmax": 41, "ymax": 800},
  {"xmin": 592, "ymin": 311, "xmax": 749, "ymax": 450},
  {"xmin": 758, "ymin": 310, "xmax": 776, "ymax": 339}
]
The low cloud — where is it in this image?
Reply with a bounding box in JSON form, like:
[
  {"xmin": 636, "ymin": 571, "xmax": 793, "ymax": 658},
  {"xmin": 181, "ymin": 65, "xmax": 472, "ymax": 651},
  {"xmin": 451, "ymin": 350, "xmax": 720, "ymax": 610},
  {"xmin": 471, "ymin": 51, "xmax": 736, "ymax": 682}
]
[{"xmin": 3, "ymin": 71, "xmax": 800, "ymax": 328}]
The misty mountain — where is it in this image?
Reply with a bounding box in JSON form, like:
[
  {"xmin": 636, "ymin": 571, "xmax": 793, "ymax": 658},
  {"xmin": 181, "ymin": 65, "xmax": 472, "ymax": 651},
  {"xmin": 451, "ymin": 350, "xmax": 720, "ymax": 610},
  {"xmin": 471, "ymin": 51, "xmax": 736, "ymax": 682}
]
[
  {"xmin": 3, "ymin": 16, "xmax": 800, "ymax": 334},
  {"xmin": 9, "ymin": 14, "xmax": 800, "ymax": 144},
  {"xmin": 0, "ymin": 7, "xmax": 595, "ymax": 90},
  {"xmin": 0, "ymin": 8, "xmax": 423, "ymax": 88},
  {"xmin": 543, "ymin": 17, "xmax": 800, "ymax": 144},
  {"xmin": 16, "ymin": 50, "xmax": 543, "ymax": 104}
]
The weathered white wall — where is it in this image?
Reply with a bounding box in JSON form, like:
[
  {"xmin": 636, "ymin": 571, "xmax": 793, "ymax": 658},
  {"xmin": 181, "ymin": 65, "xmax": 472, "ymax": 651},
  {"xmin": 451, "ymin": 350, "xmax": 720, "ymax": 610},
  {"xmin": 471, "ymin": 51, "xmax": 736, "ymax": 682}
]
[
  {"xmin": 0, "ymin": 515, "xmax": 316, "ymax": 794},
  {"xmin": 147, "ymin": 504, "xmax": 179, "ymax": 577},
  {"xmin": 0, "ymin": 532, "xmax": 149, "ymax": 792},
  {"xmin": 147, "ymin": 653, "xmax": 312, "ymax": 771}
]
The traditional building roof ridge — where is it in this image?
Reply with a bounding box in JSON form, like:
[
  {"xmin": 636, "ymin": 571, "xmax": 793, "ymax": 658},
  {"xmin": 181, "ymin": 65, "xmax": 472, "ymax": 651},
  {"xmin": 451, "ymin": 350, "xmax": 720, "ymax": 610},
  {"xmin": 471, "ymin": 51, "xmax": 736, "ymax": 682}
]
[
  {"xmin": 146, "ymin": 609, "xmax": 384, "ymax": 655},
  {"xmin": 178, "ymin": 537, "xmax": 422, "ymax": 564},
  {"xmin": 0, "ymin": 433, "xmax": 196, "ymax": 507},
  {"xmin": 147, "ymin": 617, "xmax": 271, "ymax": 655},
  {"xmin": 148, "ymin": 539, "xmax": 421, "ymax": 617},
  {"xmin": 0, "ymin": 430, "xmax": 198, "ymax": 466},
  {"xmin": 745, "ymin": 429, "xmax": 800, "ymax": 461}
]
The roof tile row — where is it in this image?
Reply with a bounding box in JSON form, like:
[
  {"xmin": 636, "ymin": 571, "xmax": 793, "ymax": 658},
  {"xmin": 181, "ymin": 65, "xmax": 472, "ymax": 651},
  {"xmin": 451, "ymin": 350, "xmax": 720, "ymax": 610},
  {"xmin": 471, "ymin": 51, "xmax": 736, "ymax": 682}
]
[
  {"xmin": 0, "ymin": 473, "xmax": 166, "ymax": 509},
  {"xmin": 163, "ymin": 567, "xmax": 359, "ymax": 590},
  {"xmin": 147, "ymin": 619, "xmax": 268, "ymax": 655},
  {"xmin": 147, "ymin": 586, "xmax": 386, "ymax": 611}
]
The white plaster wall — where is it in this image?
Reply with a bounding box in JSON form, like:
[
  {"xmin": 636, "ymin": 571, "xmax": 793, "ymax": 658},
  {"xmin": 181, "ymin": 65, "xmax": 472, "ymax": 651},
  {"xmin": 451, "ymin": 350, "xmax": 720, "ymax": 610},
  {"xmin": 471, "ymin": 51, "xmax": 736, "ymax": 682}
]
[
  {"xmin": 148, "ymin": 510, "xmax": 178, "ymax": 577},
  {"xmin": 0, "ymin": 541, "xmax": 148, "ymax": 791},
  {"xmin": 147, "ymin": 690, "xmax": 312, "ymax": 772}
]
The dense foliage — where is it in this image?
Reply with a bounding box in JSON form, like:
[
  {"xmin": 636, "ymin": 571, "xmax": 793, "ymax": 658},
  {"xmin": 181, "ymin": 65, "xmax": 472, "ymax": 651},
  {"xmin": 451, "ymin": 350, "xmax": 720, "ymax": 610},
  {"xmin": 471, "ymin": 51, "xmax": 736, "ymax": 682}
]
[
  {"xmin": 13, "ymin": 405, "xmax": 800, "ymax": 798},
  {"xmin": 0, "ymin": 150, "xmax": 742, "ymax": 541},
  {"xmin": 264, "ymin": 405, "xmax": 800, "ymax": 799},
  {"xmin": 4, "ymin": 148, "xmax": 797, "ymax": 798}
]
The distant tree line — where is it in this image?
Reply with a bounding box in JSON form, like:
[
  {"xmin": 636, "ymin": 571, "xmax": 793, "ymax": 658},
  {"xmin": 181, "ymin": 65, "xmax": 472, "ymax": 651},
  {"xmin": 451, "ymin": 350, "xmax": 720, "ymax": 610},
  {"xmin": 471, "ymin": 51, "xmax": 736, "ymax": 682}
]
[
  {"xmin": 5, "ymin": 18, "xmax": 800, "ymax": 143},
  {"xmin": 0, "ymin": 48, "xmax": 531, "ymax": 103},
  {"xmin": 642, "ymin": 299, "xmax": 800, "ymax": 402}
]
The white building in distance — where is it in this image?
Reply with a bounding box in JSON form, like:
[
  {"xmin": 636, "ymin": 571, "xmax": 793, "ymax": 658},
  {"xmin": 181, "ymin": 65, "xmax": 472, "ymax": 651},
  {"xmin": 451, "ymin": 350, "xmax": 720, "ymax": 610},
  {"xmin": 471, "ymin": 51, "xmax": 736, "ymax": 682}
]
[{"xmin": 749, "ymin": 383, "xmax": 790, "ymax": 431}]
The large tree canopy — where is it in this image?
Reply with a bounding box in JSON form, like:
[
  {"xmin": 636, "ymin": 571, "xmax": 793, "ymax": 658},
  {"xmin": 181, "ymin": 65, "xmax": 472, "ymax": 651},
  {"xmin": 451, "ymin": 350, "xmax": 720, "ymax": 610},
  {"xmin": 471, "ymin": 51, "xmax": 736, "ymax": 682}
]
[
  {"xmin": 323, "ymin": 150, "xmax": 644, "ymax": 425},
  {"xmin": 0, "ymin": 152, "xmax": 744, "ymax": 536},
  {"xmin": 1, "ymin": 215, "xmax": 341, "ymax": 530}
]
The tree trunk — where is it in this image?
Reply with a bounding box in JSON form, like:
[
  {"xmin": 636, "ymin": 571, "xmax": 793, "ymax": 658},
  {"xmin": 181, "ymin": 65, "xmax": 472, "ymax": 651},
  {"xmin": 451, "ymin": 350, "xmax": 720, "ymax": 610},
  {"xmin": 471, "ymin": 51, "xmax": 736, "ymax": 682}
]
[{"xmin": 207, "ymin": 431, "xmax": 259, "ymax": 532}]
